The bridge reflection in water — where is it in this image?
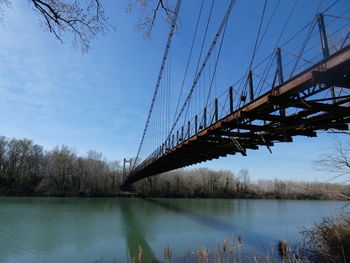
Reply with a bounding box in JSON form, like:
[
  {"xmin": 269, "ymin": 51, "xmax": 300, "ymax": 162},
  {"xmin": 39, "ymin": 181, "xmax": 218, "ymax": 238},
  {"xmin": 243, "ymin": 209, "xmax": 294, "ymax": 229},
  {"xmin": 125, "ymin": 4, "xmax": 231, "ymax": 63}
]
[
  {"xmin": 120, "ymin": 201, "xmax": 158, "ymax": 262},
  {"xmin": 120, "ymin": 198, "xmax": 280, "ymax": 262}
]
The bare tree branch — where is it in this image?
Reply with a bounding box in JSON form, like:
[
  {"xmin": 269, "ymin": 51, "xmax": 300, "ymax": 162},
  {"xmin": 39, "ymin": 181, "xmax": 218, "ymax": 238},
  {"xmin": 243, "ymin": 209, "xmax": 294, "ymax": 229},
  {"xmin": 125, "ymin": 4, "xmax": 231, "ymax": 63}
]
[
  {"xmin": 126, "ymin": 0, "xmax": 177, "ymax": 39},
  {"xmin": 0, "ymin": 0, "xmax": 113, "ymax": 52},
  {"xmin": 0, "ymin": 0, "xmax": 176, "ymax": 50},
  {"xmin": 0, "ymin": 0, "xmax": 10, "ymax": 24},
  {"xmin": 28, "ymin": 0, "xmax": 112, "ymax": 53},
  {"xmin": 315, "ymin": 138, "xmax": 350, "ymax": 184}
]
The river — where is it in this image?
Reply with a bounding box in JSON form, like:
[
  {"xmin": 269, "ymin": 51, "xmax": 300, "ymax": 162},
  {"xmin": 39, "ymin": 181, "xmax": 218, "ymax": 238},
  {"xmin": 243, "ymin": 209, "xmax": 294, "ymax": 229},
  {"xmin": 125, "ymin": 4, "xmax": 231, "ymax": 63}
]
[{"xmin": 0, "ymin": 197, "xmax": 345, "ymax": 262}]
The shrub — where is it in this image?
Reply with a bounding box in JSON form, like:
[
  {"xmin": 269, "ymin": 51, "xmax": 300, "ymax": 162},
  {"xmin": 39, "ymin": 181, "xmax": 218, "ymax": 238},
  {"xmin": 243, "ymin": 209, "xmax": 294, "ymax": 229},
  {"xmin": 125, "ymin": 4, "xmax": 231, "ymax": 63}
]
[{"xmin": 302, "ymin": 211, "xmax": 350, "ymax": 262}]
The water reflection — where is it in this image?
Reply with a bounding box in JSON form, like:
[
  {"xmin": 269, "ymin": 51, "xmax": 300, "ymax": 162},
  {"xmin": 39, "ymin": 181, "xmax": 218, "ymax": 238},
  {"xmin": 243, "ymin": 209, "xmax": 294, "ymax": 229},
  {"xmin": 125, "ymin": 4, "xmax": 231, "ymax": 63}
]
[
  {"xmin": 145, "ymin": 198, "xmax": 238, "ymax": 231},
  {"xmin": 120, "ymin": 200, "xmax": 158, "ymax": 262},
  {"xmin": 0, "ymin": 197, "xmax": 126, "ymax": 263},
  {"xmin": 143, "ymin": 198, "xmax": 276, "ymax": 256},
  {"xmin": 0, "ymin": 197, "xmax": 345, "ymax": 263}
]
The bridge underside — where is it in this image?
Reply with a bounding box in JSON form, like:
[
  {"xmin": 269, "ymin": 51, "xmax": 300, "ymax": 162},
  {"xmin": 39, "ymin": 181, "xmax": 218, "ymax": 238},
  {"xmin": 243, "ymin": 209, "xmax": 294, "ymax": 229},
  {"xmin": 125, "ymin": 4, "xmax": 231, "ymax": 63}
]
[{"xmin": 123, "ymin": 45, "xmax": 350, "ymax": 188}]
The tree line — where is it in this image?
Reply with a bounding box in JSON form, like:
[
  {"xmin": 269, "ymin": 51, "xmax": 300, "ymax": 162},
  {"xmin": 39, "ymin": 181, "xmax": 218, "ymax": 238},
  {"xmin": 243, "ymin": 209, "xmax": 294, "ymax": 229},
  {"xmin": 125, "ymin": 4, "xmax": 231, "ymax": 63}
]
[
  {"xmin": 0, "ymin": 135, "xmax": 348, "ymax": 199},
  {"xmin": 134, "ymin": 168, "xmax": 349, "ymax": 199},
  {"xmin": 0, "ymin": 136, "xmax": 122, "ymax": 196}
]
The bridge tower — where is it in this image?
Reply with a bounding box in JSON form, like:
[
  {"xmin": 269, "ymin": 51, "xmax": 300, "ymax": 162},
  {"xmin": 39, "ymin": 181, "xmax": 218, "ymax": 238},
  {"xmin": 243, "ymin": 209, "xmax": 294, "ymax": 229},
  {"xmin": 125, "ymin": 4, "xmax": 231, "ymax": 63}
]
[
  {"xmin": 122, "ymin": 158, "xmax": 133, "ymax": 183},
  {"xmin": 317, "ymin": 13, "xmax": 335, "ymax": 102}
]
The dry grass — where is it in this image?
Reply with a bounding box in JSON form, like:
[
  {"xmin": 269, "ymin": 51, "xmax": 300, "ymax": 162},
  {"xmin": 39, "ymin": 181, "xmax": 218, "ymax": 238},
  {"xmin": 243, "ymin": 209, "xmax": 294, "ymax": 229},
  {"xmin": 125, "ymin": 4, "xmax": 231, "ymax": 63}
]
[
  {"xmin": 130, "ymin": 213, "xmax": 350, "ymax": 262},
  {"xmin": 175, "ymin": 235, "xmax": 305, "ymax": 263},
  {"xmin": 164, "ymin": 245, "xmax": 173, "ymax": 262},
  {"xmin": 301, "ymin": 212, "xmax": 350, "ymax": 263}
]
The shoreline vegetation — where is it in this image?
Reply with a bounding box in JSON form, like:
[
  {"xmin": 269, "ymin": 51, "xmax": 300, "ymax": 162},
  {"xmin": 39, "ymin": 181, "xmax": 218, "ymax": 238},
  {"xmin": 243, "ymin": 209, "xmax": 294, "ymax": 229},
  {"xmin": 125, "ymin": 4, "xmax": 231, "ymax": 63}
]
[
  {"xmin": 132, "ymin": 213, "xmax": 350, "ymax": 263},
  {"xmin": 1, "ymin": 135, "xmax": 349, "ymax": 199}
]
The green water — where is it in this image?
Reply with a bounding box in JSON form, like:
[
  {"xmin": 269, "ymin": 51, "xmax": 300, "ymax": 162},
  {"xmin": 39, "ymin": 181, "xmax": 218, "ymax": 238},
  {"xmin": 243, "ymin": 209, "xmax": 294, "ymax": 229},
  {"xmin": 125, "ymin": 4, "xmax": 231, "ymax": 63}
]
[{"xmin": 0, "ymin": 197, "xmax": 345, "ymax": 262}]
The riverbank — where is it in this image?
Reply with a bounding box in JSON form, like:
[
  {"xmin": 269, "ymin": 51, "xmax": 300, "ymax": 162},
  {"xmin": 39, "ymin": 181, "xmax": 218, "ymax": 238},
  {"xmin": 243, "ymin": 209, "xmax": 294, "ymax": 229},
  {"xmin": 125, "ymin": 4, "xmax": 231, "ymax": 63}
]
[
  {"xmin": 1, "ymin": 135, "xmax": 349, "ymax": 200},
  {"xmin": 2, "ymin": 181, "xmax": 349, "ymax": 199},
  {"xmin": 1, "ymin": 190, "xmax": 348, "ymax": 200}
]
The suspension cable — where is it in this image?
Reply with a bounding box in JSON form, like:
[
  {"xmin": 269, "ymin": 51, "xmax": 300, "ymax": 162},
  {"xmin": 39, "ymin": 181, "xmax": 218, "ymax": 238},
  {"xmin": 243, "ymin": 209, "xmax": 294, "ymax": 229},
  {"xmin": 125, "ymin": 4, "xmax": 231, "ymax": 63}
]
[
  {"xmin": 132, "ymin": 0, "xmax": 182, "ymax": 171},
  {"xmin": 166, "ymin": 0, "xmax": 237, "ymax": 143},
  {"xmin": 172, "ymin": 0, "xmax": 205, "ymax": 125},
  {"xmin": 204, "ymin": 13, "xmax": 230, "ymax": 107},
  {"xmin": 238, "ymin": 0, "xmax": 268, "ymax": 109},
  {"xmin": 248, "ymin": 0, "xmax": 268, "ymax": 70},
  {"xmin": 176, "ymin": 0, "xmax": 215, "ymax": 130},
  {"xmin": 289, "ymin": 0, "xmax": 325, "ymax": 78}
]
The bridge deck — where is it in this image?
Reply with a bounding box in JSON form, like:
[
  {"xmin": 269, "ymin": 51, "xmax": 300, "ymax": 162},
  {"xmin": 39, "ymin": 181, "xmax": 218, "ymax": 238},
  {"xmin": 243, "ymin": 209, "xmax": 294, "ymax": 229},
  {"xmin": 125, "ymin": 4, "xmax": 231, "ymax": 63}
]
[{"xmin": 123, "ymin": 44, "xmax": 350, "ymax": 187}]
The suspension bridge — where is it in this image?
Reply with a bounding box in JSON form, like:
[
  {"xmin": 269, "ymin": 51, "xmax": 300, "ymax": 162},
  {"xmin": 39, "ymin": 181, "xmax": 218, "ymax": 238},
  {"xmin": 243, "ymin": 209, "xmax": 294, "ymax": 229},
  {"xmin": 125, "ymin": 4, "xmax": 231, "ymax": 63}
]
[{"xmin": 122, "ymin": 0, "xmax": 350, "ymax": 189}]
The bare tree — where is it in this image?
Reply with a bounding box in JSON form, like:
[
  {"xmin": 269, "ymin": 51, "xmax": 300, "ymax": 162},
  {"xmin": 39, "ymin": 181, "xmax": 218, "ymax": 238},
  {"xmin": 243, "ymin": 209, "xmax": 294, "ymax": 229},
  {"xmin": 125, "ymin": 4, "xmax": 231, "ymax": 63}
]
[
  {"xmin": 0, "ymin": 0, "xmax": 110, "ymax": 52},
  {"xmin": 126, "ymin": 0, "xmax": 176, "ymax": 38},
  {"xmin": 315, "ymin": 138, "xmax": 350, "ymax": 200},
  {"xmin": 238, "ymin": 169, "xmax": 250, "ymax": 192},
  {"xmin": 316, "ymin": 139, "xmax": 350, "ymax": 183},
  {"xmin": 0, "ymin": 0, "xmax": 10, "ymax": 23}
]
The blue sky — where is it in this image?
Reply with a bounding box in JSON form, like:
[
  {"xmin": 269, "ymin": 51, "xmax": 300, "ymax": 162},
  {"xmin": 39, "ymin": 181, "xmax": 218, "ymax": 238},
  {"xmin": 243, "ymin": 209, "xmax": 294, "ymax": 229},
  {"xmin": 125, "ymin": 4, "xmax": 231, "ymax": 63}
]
[{"xmin": 0, "ymin": 0, "xmax": 349, "ymax": 181}]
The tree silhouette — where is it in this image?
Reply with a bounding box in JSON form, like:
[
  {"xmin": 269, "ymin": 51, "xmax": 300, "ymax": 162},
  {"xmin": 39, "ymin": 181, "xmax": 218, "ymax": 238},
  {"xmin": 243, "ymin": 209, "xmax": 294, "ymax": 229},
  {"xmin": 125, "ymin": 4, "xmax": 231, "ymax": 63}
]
[
  {"xmin": 0, "ymin": 0, "xmax": 176, "ymax": 51},
  {"xmin": 0, "ymin": 0, "xmax": 109, "ymax": 52},
  {"xmin": 126, "ymin": 0, "xmax": 176, "ymax": 39}
]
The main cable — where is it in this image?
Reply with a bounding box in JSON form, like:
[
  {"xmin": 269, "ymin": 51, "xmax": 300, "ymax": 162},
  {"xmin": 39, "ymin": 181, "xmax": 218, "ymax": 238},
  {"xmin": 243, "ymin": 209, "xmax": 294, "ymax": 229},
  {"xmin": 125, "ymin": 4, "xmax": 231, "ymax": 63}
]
[{"xmin": 132, "ymin": 0, "xmax": 182, "ymax": 171}]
